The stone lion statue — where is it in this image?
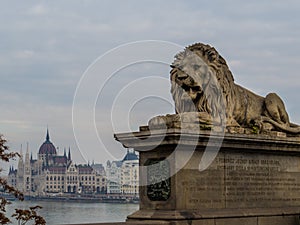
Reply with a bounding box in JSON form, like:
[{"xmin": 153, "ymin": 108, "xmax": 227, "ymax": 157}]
[{"xmin": 149, "ymin": 43, "xmax": 300, "ymax": 134}]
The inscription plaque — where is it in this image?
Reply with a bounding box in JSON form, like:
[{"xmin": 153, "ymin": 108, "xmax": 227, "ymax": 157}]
[
  {"xmin": 179, "ymin": 151, "xmax": 300, "ymax": 209},
  {"xmin": 145, "ymin": 158, "xmax": 171, "ymax": 201}
]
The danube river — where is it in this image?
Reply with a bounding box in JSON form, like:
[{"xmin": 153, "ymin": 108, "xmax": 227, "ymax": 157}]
[{"xmin": 6, "ymin": 200, "xmax": 139, "ymax": 225}]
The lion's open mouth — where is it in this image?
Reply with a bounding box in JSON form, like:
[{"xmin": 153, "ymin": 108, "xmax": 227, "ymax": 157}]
[
  {"xmin": 178, "ymin": 84, "xmax": 202, "ymax": 113},
  {"xmin": 175, "ymin": 72, "xmax": 203, "ymax": 97},
  {"xmin": 181, "ymin": 84, "xmax": 202, "ymax": 100}
]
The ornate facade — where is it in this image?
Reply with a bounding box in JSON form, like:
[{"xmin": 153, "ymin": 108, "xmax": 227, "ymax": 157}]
[
  {"xmin": 8, "ymin": 129, "xmax": 107, "ymax": 196},
  {"xmin": 106, "ymin": 149, "xmax": 139, "ymax": 196}
]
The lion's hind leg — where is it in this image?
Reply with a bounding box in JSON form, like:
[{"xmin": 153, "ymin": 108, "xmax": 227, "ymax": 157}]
[{"xmin": 265, "ymin": 93, "xmax": 289, "ymax": 125}]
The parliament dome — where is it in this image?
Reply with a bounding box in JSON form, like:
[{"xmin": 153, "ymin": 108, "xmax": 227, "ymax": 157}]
[{"xmin": 38, "ymin": 129, "xmax": 57, "ymax": 155}]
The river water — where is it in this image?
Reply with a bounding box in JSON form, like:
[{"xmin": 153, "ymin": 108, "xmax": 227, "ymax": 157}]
[{"xmin": 6, "ymin": 200, "xmax": 139, "ymax": 225}]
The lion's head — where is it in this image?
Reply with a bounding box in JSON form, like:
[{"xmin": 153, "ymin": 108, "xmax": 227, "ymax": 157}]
[{"xmin": 170, "ymin": 43, "xmax": 235, "ymax": 122}]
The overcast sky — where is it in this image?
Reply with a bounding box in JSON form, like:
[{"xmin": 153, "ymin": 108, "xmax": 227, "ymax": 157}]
[{"xmin": 1, "ymin": 0, "xmax": 300, "ymax": 170}]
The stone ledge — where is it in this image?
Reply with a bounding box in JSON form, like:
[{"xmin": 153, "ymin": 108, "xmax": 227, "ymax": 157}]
[
  {"xmin": 114, "ymin": 129, "xmax": 300, "ymax": 153},
  {"xmin": 127, "ymin": 207, "xmax": 300, "ymax": 220}
]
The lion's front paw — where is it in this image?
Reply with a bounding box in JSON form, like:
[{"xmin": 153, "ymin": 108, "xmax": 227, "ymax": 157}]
[
  {"xmin": 148, "ymin": 115, "xmax": 167, "ymax": 129},
  {"xmin": 179, "ymin": 112, "xmax": 213, "ymax": 124}
]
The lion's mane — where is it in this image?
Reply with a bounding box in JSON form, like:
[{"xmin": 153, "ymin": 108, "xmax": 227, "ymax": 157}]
[{"xmin": 170, "ymin": 43, "xmax": 235, "ymax": 124}]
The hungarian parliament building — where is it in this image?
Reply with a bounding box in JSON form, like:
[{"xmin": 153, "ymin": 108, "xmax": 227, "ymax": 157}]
[{"xmin": 7, "ymin": 129, "xmax": 139, "ymax": 198}]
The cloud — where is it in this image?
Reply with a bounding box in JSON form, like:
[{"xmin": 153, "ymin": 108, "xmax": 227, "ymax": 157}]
[
  {"xmin": 14, "ymin": 50, "xmax": 35, "ymax": 59},
  {"xmin": 28, "ymin": 4, "xmax": 48, "ymax": 15},
  {"xmin": 0, "ymin": 0, "xmax": 300, "ymax": 170}
]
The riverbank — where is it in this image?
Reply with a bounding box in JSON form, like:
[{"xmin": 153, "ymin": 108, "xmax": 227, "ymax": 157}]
[
  {"xmin": 1, "ymin": 192, "xmax": 139, "ymax": 204},
  {"xmin": 6, "ymin": 200, "xmax": 139, "ymax": 224},
  {"xmin": 26, "ymin": 195, "xmax": 139, "ymax": 204}
]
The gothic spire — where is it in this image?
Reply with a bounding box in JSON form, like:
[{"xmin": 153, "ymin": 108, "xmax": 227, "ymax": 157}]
[
  {"xmin": 18, "ymin": 144, "xmax": 24, "ymax": 167},
  {"xmin": 20, "ymin": 144, "xmax": 23, "ymax": 157},
  {"xmin": 25, "ymin": 142, "xmax": 30, "ymax": 163},
  {"xmin": 46, "ymin": 128, "xmax": 50, "ymax": 142},
  {"xmin": 68, "ymin": 147, "xmax": 71, "ymax": 161}
]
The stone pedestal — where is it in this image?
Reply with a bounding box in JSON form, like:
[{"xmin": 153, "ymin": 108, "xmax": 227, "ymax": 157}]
[{"xmin": 115, "ymin": 128, "xmax": 300, "ymax": 225}]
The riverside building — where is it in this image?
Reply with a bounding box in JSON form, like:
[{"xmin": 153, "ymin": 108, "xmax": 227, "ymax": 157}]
[
  {"xmin": 106, "ymin": 149, "xmax": 139, "ymax": 197},
  {"xmin": 7, "ymin": 129, "xmax": 107, "ymax": 196}
]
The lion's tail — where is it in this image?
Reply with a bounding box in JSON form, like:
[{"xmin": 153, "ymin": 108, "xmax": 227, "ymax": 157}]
[{"xmin": 262, "ymin": 117, "xmax": 300, "ymax": 134}]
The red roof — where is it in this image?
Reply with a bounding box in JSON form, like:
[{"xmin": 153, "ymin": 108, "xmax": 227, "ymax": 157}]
[
  {"xmin": 53, "ymin": 156, "xmax": 67, "ymax": 164},
  {"xmin": 78, "ymin": 166, "xmax": 93, "ymax": 174},
  {"xmin": 47, "ymin": 166, "xmax": 66, "ymax": 174}
]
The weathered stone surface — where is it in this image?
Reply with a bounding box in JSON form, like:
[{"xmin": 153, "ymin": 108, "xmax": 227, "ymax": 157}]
[
  {"xmin": 258, "ymin": 215, "xmax": 300, "ymax": 225},
  {"xmin": 215, "ymin": 217, "xmax": 257, "ymax": 225},
  {"xmin": 115, "ymin": 129, "xmax": 300, "ymax": 224},
  {"xmin": 168, "ymin": 220, "xmax": 215, "ymax": 225},
  {"xmin": 138, "ymin": 148, "xmax": 300, "ymax": 210},
  {"xmin": 176, "ymin": 151, "xmax": 300, "ymax": 209},
  {"xmin": 148, "ymin": 43, "xmax": 300, "ymax": 134}
]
